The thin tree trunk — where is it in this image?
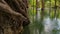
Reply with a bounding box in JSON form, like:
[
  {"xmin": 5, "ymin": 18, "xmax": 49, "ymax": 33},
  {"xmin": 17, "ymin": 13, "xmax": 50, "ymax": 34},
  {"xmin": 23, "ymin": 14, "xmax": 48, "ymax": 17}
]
[
  {"xmin": 54, "ymin": 0, "xmax": 57, "ymax": 17},
  {"xmin": 39, "ymin": 0, "xmax": 45, "ymax": 34}
]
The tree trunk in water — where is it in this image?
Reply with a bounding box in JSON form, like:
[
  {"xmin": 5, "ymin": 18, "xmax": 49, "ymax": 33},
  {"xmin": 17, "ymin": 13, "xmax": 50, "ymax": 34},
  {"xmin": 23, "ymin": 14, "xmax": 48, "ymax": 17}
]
[{"xmin": 0, "ymin": 0, "xmax": 30, "ymax": 34}]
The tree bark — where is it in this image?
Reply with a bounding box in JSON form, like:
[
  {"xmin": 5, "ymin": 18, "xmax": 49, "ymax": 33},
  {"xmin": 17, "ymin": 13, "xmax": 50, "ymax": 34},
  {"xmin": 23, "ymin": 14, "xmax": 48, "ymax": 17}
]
[{"xmin": 0, "ymin": 0, "xmax": 30, "ymax": 34}]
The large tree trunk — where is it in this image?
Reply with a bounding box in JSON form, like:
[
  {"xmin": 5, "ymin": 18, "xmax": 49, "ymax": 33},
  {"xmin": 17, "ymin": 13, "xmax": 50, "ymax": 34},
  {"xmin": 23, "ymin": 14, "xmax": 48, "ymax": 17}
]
[{"xmin": 0, "ymin": 0, "xmax": 30, "ymax": 34}]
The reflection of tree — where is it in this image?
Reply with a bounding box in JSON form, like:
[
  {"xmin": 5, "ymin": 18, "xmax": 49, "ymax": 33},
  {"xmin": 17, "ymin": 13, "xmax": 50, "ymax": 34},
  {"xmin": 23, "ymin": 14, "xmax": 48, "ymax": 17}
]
[
  {"xmin": 51, "ymin": 1, "xmax": 59, "ymax": 34},
  {"xmin": 35, "ymin": 0, "xmax": 44, "ymax": 34},
  {"xmin": 52, "ymin": 18, "xmax": 59, "ymax": 34},
  {"xmin": 38, "ymin": 0, "xmax": 45, "ymax": 34},
  {"xmin": 22, "ymin": 26, "xmax": 30, "ymax": 34}
]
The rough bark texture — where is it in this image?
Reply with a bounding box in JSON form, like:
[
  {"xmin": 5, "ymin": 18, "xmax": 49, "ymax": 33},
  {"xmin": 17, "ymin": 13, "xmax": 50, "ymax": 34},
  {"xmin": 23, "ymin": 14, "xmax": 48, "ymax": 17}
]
[{"xmin": 0, "ymin": 0, "xmax": 30, "ymax": 34}]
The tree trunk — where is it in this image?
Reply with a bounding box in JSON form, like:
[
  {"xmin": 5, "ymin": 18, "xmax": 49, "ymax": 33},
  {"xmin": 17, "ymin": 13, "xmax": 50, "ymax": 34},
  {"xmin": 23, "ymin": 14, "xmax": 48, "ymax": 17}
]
[{"xmin": 0, "ymin": 0, "xmax": 30, "ymax": 34}]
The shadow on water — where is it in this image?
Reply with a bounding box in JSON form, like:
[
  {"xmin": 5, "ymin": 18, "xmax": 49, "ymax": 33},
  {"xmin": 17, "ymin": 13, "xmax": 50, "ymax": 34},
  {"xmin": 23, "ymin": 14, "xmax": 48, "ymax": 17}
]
[{"xmin": 22, "ymin": 25, "xmax": 30, "ymax": 34}]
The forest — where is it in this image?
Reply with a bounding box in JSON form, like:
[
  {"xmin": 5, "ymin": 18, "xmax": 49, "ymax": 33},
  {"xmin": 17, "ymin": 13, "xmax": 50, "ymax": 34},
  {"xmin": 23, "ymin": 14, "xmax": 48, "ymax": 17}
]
[{"xmin": 28, "ymin": 0, "xmax": 60, "ymax": 34}]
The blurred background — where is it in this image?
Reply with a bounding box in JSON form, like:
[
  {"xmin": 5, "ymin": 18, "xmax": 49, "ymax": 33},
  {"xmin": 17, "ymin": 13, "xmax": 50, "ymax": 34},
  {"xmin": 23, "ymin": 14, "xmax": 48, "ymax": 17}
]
[{"xmin": 24, "ymin": 0, "xmax": 60, "ymax": 34}]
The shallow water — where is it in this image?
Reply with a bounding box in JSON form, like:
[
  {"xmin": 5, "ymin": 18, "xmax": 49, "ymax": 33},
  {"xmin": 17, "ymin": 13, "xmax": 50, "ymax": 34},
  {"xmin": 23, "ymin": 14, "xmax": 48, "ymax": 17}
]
[
  {"xmin": 29, "ymin": 8, "xmax": 60, "ymax": 34},
  {"xmin": 29, "ymin": 17, "xmax": 60, "ymax": 34}
]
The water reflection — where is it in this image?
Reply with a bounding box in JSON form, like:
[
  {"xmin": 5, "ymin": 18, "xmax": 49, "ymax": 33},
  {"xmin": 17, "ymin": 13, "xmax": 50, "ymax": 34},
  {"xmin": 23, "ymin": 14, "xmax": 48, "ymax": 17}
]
[
  {"xmin": 28, "ymin": 7, "xmax": 60, "ymax": 34},
  {"xmin": 30, "ymin": 17, "xmax": 60, "ymax": 34},
  {"xmin": 29, "ymin": 15, "xmax": 60, "ymax": 34},
  {"xmin": 44, "ymin": 17, "xmax": 59, "ymax": 34}
]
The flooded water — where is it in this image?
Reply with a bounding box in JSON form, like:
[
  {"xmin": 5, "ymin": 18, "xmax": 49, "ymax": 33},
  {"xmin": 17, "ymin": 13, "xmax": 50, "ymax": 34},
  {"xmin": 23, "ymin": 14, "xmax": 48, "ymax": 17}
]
[
  {"xmin": 29, "ymin": 16, "xmax": 60, "ymax": 34},
  {"xmin": 28, "ymin": 8, "xmax": 60, "ymax": 34}
]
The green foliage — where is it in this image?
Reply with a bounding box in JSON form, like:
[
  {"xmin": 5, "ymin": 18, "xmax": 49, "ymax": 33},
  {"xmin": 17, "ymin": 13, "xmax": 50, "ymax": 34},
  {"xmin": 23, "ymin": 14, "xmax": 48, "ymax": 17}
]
[
  {"xmin": 28, "ymin": 0, "xmax": 60, "ymax": 18},
  {"xmin": 29, "ymin": 0, "xmax": 36, "ymax": 7},
  {"xmin": 28, "ymin": 7, "xmax": 36, "ymax": 16}
]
